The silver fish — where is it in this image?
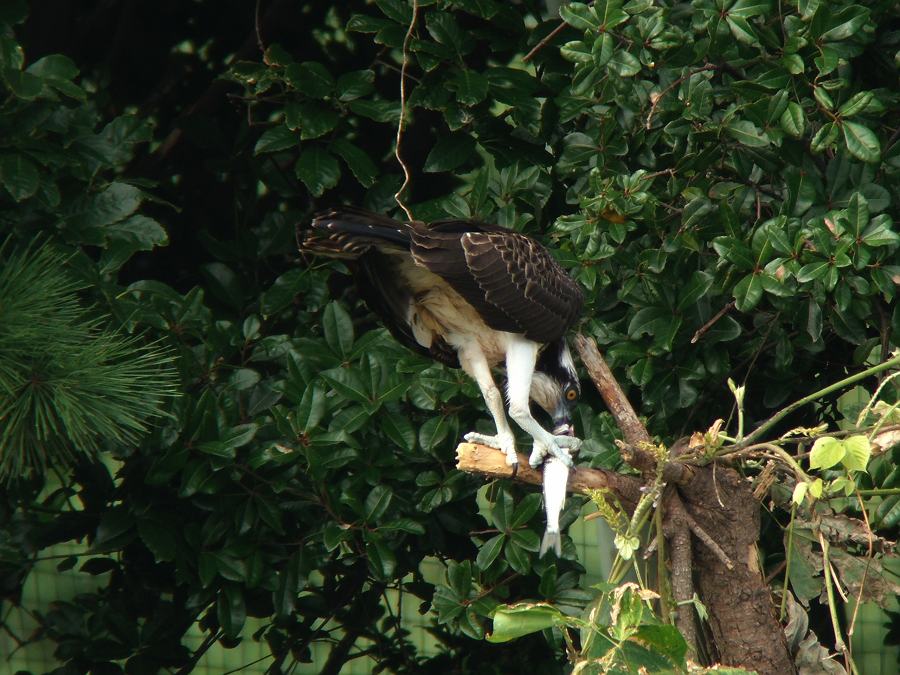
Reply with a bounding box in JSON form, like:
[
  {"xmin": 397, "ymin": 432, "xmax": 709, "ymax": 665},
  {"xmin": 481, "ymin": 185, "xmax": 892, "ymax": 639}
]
[{"xmin": 539, "ymin": 455, "xmax": 570, "ymax": 557}]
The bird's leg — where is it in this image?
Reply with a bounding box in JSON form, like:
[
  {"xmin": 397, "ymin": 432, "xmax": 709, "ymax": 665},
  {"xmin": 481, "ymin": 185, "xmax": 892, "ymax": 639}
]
[
  {"xmin": 504, "ymin": 339, "xmax": 580, "ymax": 469},
  {"xmin": 459, "ymin": 345, "xmax": 518, "ymax": 470}
]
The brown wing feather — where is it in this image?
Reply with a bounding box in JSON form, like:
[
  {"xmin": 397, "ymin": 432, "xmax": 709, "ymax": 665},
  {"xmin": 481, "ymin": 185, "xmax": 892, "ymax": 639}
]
[{"xmin": 411, "ymin": 223, "xmax": 583, "ymax": 343}]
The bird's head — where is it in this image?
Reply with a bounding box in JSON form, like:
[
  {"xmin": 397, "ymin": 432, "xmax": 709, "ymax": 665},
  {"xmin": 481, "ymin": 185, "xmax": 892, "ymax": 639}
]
[{"xmin": 530, "ymin": 338, "xmax": 580, "ymax": 437}]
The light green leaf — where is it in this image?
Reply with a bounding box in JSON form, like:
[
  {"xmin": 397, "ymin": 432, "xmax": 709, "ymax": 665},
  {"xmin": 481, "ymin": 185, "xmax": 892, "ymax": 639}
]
[
  {"xmin": 792, "ymin": 481, "xmax": 809, "ymax": 505},
  {"xmin": 487, "ymin": 603, "xmax": 569, "ymax": 643},
  {"xmin": 559, "ymin": 2, "xmax": 599, "ymax": 31},
  {"xmin": 809, "ymin": 437, "xmax": 845, "ymax": 470},
  {"xmin": 330, "ymin": 138, "xmax": 377, "ymax": 187},
  {"xmin": 841, "ymin": 435, "xmax": 870, "ymax": 472}
]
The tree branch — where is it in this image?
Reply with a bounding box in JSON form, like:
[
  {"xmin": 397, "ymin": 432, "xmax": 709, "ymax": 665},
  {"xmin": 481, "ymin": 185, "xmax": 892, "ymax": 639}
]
[{"xmin": 455, "ymin": 443, "xmax": 641, "ymax": 509}]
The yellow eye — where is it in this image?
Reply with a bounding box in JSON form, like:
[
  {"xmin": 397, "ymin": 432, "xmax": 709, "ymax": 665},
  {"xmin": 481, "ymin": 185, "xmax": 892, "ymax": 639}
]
[{"xmin": 566, "ymin": 388, "xmax": 578, "ymax": 402}]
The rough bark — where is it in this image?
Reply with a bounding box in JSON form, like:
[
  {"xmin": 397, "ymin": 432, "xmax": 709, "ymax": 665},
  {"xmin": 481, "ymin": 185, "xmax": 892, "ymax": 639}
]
[
  {"xmin": 457, "ymin": 335, "xmax": 798, "ymax": 673},
  {"xmin": 679, "ymin": 465, "xmax": 796, "ymax": 674}
]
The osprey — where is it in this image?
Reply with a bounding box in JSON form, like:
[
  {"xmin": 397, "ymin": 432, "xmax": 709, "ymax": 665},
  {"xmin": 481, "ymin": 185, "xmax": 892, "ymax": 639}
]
[{"xmin": 300, "ymin": 207, "xmax": 583, "ymax": 471}]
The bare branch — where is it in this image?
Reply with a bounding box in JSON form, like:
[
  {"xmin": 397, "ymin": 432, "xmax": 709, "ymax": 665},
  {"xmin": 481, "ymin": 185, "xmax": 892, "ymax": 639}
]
[{"xmin": 455, "ymin": 442, "xmax": 641, "ymax": 509}]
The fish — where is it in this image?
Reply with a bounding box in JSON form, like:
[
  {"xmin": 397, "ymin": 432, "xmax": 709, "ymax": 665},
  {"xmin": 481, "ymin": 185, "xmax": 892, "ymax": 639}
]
[{"xmin": 539, "ymin": 454, "xmax": 570, "ymax": 557}]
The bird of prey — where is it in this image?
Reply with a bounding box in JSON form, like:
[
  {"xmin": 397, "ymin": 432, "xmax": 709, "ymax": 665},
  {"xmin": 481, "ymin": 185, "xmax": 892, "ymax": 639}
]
[{"xmin": 299, "ymin": 207, "xmax": 584, "ymax": 471}]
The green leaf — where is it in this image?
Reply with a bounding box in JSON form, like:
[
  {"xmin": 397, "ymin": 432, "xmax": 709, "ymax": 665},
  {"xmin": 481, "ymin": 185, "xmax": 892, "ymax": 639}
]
[
  {"xmin": 633, "ymin": 625, "xmax": 688, "ymax": 665},
  {"xmin": 296, "ymin": 383, "xmax": 326, "ymax": 433},
  {"xmin": 726, "ymin": 120, "xmax": 769, "ymax": 147},
  {"xmin": 260, "ymin": 268, "xmax": 306, "ymax": 316},
  {"xmin": 509, "ymin": 493, "xmax": 543, "ymax": 528},
  {"xmin": 841, "ymin": 435, "xmax": 870, "ymax": 472},
  {"xmin": 254, "ymin": 125, "xmax": 299, "ymax": 154},
  {"xmin": 861, "ymin": 215, "xmax": 900, "ymax": 247},
  {"xmin": 337, "ymin": 69, "xmax": 375, "ymax": 101},
  {"xmin": 365, "ymin": 485, "xmax": 393, "ymax": 521},
  {"xmin": 27, "ymin": 53, "xmax": 78, "ymax": 81},
  {"xmin": 295, "ymin": 146, "xmax": 341, "ymax": 196},
  {"xmin": 728, "ymin": 0, "xmax": 771, "ymax": 19},
  {"xmin": 348, "ymin": 99, "xmax": 401, "ymax": 123},
  {"xmin": 676, "ymin": 271, "xmax": 714, "ymax": 312},
  {"xmin": 217, "ymin": 585, "xmax": 246, "ymax": 638},
  {"xmin": 811, "ymin": 122, "xmax": 839, "ymax": 152},
  {"xmin": 451, "ymin": 69, "xmax": 488, "ymax": 106},
  {"xmin": 796, "ymin": 260, "xmax": 830, "ymax": 282},
  {"xmin": 0, "ymin": 154, "xmax": 39, "ymax": 201},
  {"xmin": 819, "ymin": 5, "xmax": 870, "ymax": 41},
  {"xmin": 379, "ymin": 518, "xmax": 425, "ymax": 534},
  {"xmin": 330, "ymin": 138, "xmax": 377, "ymax": 187},
  {"xmin": 608, "ymin": 50, "xmax": 641, "ymax": 77},
  {"xmin": 274, "ymin": 551, "xmax": 305, "ymax": 619},
  {"xmin": 726, "ymin": 16, "xmax": 757, "ymax": 44},
  {"xmin": 780, "ymin": 102, "xmax": 806, "ymax": 138},
  {"xmin": 560, "ymin": 40, "xmax": 592, "ymax": 63},
  {"xmin": 286, "ymin": 101, "xmax": 339, "ymax": 140},
  {"xmin": 559, "ymin": 2, "xmax": 599, "ymax": 31},
  {"xmin": 447, "ymin": 560, "xmax": 472, "ymax": 598},
  {"xmin": 322, "ymin": 301, "xmax": 354, "ymax": 357},
  {"xmin": 2, "ymin": 68, "xmax": 42, "ymax": 99},
  {"xmin": 842, "ymin": 121, "xmax": 880, "ymax": 163},
  {"xmin": 419, "ymin": 415, "xmax": 449, "ymax": 452},
  {"xmin": 475, "ymin": 533, "xmax": 505, "ymax": 570},
  {"xmin": 487, "ymin": 603, "xmax": 568, "ymax": 643},
  {"xmin": 809, "ymin": 437, "xmax": 846, "ymax": 470},
  {"xmin": 108, "ymin": 215, "xmax": 168, "ymax": 250},
  {"xmin": 424, "ymin": 133, "xmax": 476, "ymax": 173},
  {"xmin": 284, "ymin": 61, "xmax": 333, "ymax": 97},
  {"xmin": 838, "ymin": 91, "xmax": 873, "ymax": 118},
  {"xmin": 733, "ymin": 273, "xmax": 763, "ymax": 311},
  {"xmin": 426, "ymin": 12, "xmax": 470, "ymax": 55},
  {"xmin": 320, "ymin": 368, "xmax": 370, "ymax": 405}
]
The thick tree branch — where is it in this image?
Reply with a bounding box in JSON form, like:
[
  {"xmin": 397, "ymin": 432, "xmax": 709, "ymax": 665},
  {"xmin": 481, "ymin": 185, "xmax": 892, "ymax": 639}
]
[
  {"xmin": 455, "ymin": 443, "xmax": 641, "ymax": 509},
  {"xmin": 574, "ymin": 334, "xmax": 695, "ymax": 485}
]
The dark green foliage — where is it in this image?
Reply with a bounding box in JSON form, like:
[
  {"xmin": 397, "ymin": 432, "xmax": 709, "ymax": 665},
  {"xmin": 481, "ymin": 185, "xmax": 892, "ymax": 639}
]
[
  {"xmin": 1, "ymin": 0, "xmax": 898, "ymax": 673},
  {"xmin": 0, "ymin": 243, "xmax": 177, "ymax": 480}
]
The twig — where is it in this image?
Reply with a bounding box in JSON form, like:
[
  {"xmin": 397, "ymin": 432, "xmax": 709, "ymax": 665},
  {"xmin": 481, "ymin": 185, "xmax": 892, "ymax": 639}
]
[
  {"xmin": 846, "ymin": 490, "xmax": 874, "ymax": 641},
  {"xmin": 818, "ymin": 531, "xmax": 854, "ymax": 672},
  {"xmin": 393, "ymin": 0, "xmax": 418, "ymax": 220},
  {"xmin": 645, "ymin": 65, "xmax": 717, "ymax": 129},
  {"xmin": 692, "ymin": 301, "xmax": 735, "ymax": 344},
  {"xmin": 736, "ymin": 351, "xmax": 900, "ymax": 449},
  {"xmin": 523, "ymin": 21, "xmax": 569, "ymax": 63},
  {"xmin": 681, "ymin": 507, "xmax": 734, "ymax": 570},
  {"xmin": 255, "ymin": 0, "xmax": 265, "ymax": 54}
]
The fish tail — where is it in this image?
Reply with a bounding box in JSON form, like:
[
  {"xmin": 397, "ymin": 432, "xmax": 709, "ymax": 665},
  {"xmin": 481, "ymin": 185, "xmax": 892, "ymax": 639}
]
[{"xmin": 539, "ymin": 530, "xmax": 561, "ymax": 557}]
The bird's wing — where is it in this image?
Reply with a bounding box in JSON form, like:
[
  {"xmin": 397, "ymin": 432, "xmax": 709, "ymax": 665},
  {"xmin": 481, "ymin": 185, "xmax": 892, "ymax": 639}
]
[
  {"xmin": 410, "ymin": 223, "xmax": 583, "ymax": 343},
  {"xmin": 301, "ymin": 208, "xmax": 460, "ymax": 368}
]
